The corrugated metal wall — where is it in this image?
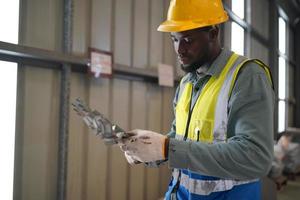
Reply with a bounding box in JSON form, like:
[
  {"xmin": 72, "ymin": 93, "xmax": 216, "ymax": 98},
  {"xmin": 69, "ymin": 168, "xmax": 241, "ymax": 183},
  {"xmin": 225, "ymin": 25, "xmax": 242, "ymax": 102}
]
[
  {"xmin": 250, "ymin": 0, "xmax": 270, "ymax": 65},
  {"xmin": 14, "ymin": 0, "xmax": 278, "ymax": 200},
  {"xmin": 16, "ymin": 0, "xmax": 175, "ymax": 200}
]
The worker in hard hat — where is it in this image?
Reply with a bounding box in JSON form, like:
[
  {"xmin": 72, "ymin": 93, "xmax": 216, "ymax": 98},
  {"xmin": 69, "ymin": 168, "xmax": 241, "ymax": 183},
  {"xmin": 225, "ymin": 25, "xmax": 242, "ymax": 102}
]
[{"xmin": 120, "ymin": 0, "xmax": 275, "ymax": 199}]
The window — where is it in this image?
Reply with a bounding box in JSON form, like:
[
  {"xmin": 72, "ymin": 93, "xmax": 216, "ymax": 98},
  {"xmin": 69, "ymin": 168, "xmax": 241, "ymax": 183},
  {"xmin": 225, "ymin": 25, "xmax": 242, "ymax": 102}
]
[
  {"xmin": 231, "ymin": 0, "xmax": 245, "ymax": 55},
  {"xmin": 277, "ymin": 16, "xmax": 291, "ymax": 133},
  {"xmin": 231, "ymin": 22, "xmax": 245, "ymax": 55},
  {"xmin": 232, "ymin": 0, "xmax": 245, "ymax": 19},
  {"xmin": 0, "ymin": 0, "xmax": 19, "ymax": 199},
  {"xmin": 278, "ymin": 17, "xmax": 286, "ymax": 54},
  {"xmin": 277, "ymin": 15, "xmax": 296, "ymax": 132}
]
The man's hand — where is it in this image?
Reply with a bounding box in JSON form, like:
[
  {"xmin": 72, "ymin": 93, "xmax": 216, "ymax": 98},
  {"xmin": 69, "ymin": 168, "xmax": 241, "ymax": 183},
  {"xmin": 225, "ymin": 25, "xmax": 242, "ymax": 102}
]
[
  {"xmin": 124, "ymin": 151, "xmax": 141, "ymax": 165},
  {"xmin": 120, "ymin": 129, "xmax": 168, "ymax": 163}
]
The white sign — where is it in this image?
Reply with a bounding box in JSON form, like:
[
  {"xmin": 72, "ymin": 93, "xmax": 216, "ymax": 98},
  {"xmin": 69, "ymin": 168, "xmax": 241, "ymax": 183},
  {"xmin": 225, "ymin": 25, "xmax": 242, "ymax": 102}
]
[
  {"xmin": 90, "ymin": 49, "xmax": 113, "ymax": 78},
  {"xmin": 158, "ymin": 63, "xmax": 174, "ymax": 87}
]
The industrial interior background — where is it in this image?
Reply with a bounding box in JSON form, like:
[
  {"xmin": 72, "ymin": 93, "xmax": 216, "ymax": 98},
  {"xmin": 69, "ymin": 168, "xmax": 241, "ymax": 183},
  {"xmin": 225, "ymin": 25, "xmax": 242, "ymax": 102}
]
[{"xmin": 0, "ymin": 0, "xmax": 299, "ymax": 200}]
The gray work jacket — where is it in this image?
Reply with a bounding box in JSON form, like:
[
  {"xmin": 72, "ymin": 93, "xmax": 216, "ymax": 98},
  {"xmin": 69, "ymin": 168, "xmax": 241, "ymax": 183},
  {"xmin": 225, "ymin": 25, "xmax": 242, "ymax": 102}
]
[{"xmin": 167, "ymin": 48, "xmax": 275, "ymax": 180}]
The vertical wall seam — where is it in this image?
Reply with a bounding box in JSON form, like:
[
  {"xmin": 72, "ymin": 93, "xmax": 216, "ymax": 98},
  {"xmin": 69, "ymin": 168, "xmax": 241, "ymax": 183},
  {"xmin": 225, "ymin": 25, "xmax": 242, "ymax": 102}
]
[
  {"xmin": 269, "ymin": 0, "xmax": 279, "ymax": 134},
  {"xmin": 159, "ymin": 87, "xmax": 165, "ymax": 197},
  {"xmin": 161, "ymin": 0, "xmax": 165, "ymax": 65},
  {"xmin": 159, "ymin": 1, "xmax": 167, "ymax": 195},
  {"xmin": 57, "ymin": 0, "xmax": 73, "ymax": 200},
  {"xmin": 144, "ymin": 0, "xmax": 152, "ymax": 199},
  {"xmin": 82, "ymin": 1, "xmax": 93, "ymax": 199},
  {"xmin": 126, "ymin": 0, "xmax": 135, "ymax": 199},
  {"xmin": 13, "ymin": 0, "xmax": 27, "ymax": 198},
  {"xmin": 86, "ymin": 0, "xmax": 92, "ymax": 55},
  {"xmin": 13, "ymin": 68, "xmax": 25, "ymax": 200},
  {"xmin": 105, "ymin": 0, "xmax": 116, "ymax": 199},
  {"xmin": 295, "ymin": 22, "xmax": 300, "ymax": 126},
  {"xmin": 144, "ymin": 84, "xmax": 150, "ymax": 200},
  {"xmin": 146, "ymin": 0, "xmax": 152, "ymax": 68},
  {"xmin": 86, "ymin": 0, "xmax": 93, "ymax": 199}
]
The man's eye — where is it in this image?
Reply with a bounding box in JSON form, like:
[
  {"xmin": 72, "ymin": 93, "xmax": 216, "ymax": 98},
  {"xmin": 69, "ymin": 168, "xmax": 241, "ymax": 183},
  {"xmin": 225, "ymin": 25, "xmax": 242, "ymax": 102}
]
[
  {"xmin": 183, "ymin": 38, "xmax": 192, "ymax": 43},
  {"xmin": 171, "ymin": 37, "xmax": 178, "ymax": 42}
]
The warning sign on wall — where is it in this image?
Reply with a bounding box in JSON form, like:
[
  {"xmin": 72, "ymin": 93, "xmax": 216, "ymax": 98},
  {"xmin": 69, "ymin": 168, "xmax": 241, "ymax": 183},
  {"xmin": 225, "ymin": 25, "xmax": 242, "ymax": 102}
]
[{"xmin": 89, "ymin": 48, "xmax": 113, "ymax": 78}]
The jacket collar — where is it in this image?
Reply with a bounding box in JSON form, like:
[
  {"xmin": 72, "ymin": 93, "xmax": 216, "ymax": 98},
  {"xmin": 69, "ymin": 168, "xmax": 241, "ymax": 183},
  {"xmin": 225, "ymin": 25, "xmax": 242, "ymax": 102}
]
[{"xmin": 196, "ymin": 48, "xmax": 234, "ymax": 78}]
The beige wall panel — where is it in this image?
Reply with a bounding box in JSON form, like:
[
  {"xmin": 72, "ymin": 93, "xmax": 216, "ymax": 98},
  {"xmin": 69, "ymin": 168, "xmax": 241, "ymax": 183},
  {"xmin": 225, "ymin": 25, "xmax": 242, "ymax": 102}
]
[
  {"xmin": 19, "ymin": 0, "xmax": 61, "ymax": 199},
  {"xmin": 251, "ymin": 0, "xmax": 269, "ymax": 39},
  {"xmin": 20, "ymin": 0, "xmax": 61, "ymax": 50},
  {"xmin": 114, "ymin": 0, "xmax": 132, "ymax": 66},
  {"xmin": 145, "ymin": 84, "xmax": 162, "ymax": 200},
  {"xmin": 108, "ymin": 79, "xmax": 130, "ymax": 200},
  {"xmin": 91, "ymin": 0, "xmax": 112, "ymax": 51},
  {"xmin": 163, "ymin": 34, "xmax": 176, "ymax": 66},
  {"xmin": 67, "ymin": 73, "xmax": 89, "ymax": 200},
  {"xmin": 176, "ymin": 60, "xmax": 185, "ymax": 78},
  {"xmin": 21, "ymin": 67, "xmax": 60, "ymax": 200},
  {"xmin": 86, "ymin": 78, "xmax": 111, "ymax": 200},
  {"xmin": 250, "ymin": 37, "xmax": 269, "ymax": 66},
  {"xmin": 128, "ymin": 82, "xmax": 147, "ymax": 200},
  {"xmin": 288, "ymin": 26, "xmax": 295, "ymax": 62},
  {"xmin": 133, "ymin": 0, "xmax": 149, "ymax": 68},
  {"xmin": 221, "ymin": 0, "xmax": 231, "ymax": 50},
  {"xmin": 149, "ymin": 0, "xmax": 164, "ymax": 68},
  {"xmin": 88, "ymin": 0, "xmax": 113, "ymax": 197},
  {"xmin": 159, "ymin": 87, "xmax": 174, "ymax": 196},
  {"xmin": 222, "ymin": 21, "xmax": 232, "ymax": 50},
  {"xmin": 159, "ymin": 164, "xmax": 171, "ymax": 197},
  {"xmin": 288, "ymin": 104, "xmax": 294, "ymax": 127},
  {"xmin": 73, "ymin": 0, "xmax": 91, "ymax": 54},
  {"xmin": 261, "ymin": 177, "xmax": 276, "ymax": 200},
  {"xmin": 14, "ymin": 66, "xmax": 25, "ymax": 200},
  {"xmin": 159, "ymin": 0, "xmax": 178, "ymax": 78},
  {"xmin": 161, "ymin": 87, "xmax": 174, "ymax": 134},
  {"xmin": 18, "ymin": 1, "xmax": 179, "ymax": 200},
  {"xmin": 288, "ymin": 65, "xmax": 294, "ymax": 99},
  {"xmin": 162, "ymin": 0, "xmax": 176, "ymax": 67}
]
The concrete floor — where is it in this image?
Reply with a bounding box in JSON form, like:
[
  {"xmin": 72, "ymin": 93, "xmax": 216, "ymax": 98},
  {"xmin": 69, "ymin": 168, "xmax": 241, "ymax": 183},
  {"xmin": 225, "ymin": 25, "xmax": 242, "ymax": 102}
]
[{"xmin": 277, "ymin": 177, "xmax": 300, "ymax": 200}]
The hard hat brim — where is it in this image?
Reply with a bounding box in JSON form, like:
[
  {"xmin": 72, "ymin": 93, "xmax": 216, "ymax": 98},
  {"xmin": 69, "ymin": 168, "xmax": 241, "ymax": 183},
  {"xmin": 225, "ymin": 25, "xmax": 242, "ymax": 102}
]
[{"xmin": 157, "ymin": 15, "xmax": 229, "ymax": 32}]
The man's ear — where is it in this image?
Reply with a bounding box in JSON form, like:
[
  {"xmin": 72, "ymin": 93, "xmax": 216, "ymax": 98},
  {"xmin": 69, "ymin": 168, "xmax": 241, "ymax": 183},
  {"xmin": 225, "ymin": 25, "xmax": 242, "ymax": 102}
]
[{"xmin": 208, "ymin": 26, "xmax": 219, "ymax": 42}]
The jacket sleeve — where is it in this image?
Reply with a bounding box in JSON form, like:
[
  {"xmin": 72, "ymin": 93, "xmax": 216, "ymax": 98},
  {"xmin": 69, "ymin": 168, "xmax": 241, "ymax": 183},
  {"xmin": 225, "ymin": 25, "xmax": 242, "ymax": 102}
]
[{"xmin": 167, "ymin": 61, "xmax": 275, "ymax": 180}]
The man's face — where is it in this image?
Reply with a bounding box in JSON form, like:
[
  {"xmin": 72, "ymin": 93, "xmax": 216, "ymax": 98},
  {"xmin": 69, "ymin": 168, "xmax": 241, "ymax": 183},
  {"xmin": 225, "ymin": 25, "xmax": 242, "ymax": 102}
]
[{"xmin": 171, "ymin": 27, "xmax": 212, "ymax": 73}]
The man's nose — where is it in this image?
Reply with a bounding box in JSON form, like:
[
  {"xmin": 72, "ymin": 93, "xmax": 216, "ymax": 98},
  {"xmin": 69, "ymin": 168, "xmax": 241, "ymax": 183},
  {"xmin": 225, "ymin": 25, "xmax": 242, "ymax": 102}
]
[{"xmin": 177, "ymin": 40, "xmax": 187, "ymax": 55}]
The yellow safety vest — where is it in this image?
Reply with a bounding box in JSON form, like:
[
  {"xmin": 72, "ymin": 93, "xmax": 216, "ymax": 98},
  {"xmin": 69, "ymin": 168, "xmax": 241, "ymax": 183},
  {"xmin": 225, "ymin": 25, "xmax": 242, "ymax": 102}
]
[
  {"xmin": 172, "ymin": 54, "xmax": 272, "ymax": 195},
  {"xmin": 175, "ymin": 53, "xmax": 272, "ymax": 143},
  {"xmin": 172, "ymin": 53, "xmax": 273, "ymax": 196}
]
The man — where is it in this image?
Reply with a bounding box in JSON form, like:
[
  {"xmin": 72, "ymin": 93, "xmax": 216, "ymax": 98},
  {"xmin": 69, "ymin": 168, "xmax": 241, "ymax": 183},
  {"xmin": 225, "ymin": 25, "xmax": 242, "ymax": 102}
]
[{"xmin": 121, "ymin": 0, "xmax": 275, "ymax": 199}]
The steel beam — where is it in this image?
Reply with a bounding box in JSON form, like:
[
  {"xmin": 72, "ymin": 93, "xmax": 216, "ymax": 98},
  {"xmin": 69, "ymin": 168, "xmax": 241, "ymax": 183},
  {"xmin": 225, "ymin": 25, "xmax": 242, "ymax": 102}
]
[
  {"xmin": 295, "ymin": 21, "xmax": 300, "ymax": 127},
  {"xmin": 269, "ymin": 0, "xmax": 279, "ymax": 135},
  {"xmin": 0, "ymin": 41, "xmax": 87, "ymax": 66},
  {"xmin": 57, "ymin": 0, "xmax": 73, "ymax": 200},
  {"xmin": 0, "ymin": 40, "xmax": 181, "ymax": 83}
]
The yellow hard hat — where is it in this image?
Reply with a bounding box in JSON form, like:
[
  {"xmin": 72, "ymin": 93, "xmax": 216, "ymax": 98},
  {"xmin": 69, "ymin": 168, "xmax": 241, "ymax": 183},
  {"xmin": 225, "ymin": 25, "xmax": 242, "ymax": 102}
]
[{"xmin": 157, "ymin": 0, "xmax": 229, "ymax": 32}]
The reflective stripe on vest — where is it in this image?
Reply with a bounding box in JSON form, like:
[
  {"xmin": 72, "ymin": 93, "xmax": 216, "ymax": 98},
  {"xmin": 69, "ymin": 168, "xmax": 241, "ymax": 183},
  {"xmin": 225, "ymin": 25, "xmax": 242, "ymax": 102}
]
[
  {"xmin": 174, "ymin": 53, "xmax": 272, "ymax": 195},
  {"xmin": 172, "ymin": 169, "xmax": 258, "ymax": 196}
]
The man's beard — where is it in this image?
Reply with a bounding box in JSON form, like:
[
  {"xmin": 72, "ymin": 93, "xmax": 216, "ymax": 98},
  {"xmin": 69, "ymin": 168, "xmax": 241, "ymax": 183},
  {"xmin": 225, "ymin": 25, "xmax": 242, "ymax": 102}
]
[{"xmin": 180, "ymin": 59, "xmax": 206, "ymax": 73}]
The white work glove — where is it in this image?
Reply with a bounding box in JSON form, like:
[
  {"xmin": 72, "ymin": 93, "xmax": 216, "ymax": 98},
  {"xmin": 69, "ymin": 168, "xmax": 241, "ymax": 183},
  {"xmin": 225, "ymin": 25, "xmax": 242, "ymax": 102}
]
[
  {"xmin": 124, "ymin": 151, "xmax": 141, "ymax": 165},
  {"xmin": 120, "ymin": 129, "xmax": 168, "ymax": 163}
]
